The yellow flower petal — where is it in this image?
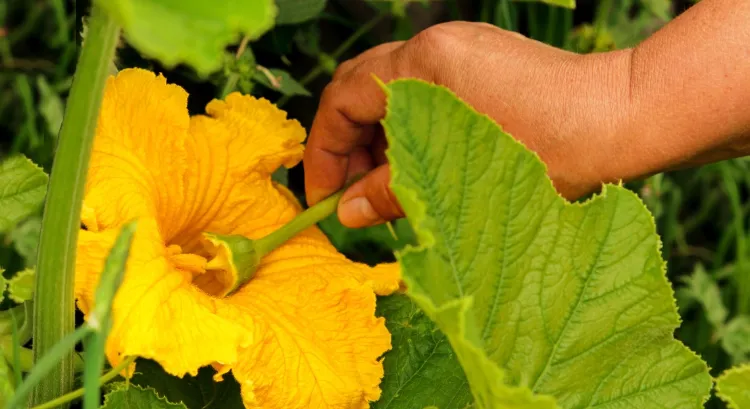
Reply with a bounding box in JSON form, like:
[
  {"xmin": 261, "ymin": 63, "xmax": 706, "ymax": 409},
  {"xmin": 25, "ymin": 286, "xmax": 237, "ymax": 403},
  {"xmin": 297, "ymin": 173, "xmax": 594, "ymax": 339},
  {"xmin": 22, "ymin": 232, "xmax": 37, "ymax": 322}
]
[
  {"xmin": 76, "ymin": 68, "xmax": 400, "ymax": 408},
  {"xmin": 75, "ymin": 219, "xmax": 251, "ymax": 376},
  {"xmin": 225, "ymin": 244, "xmax": 391, "ymax": 409}
]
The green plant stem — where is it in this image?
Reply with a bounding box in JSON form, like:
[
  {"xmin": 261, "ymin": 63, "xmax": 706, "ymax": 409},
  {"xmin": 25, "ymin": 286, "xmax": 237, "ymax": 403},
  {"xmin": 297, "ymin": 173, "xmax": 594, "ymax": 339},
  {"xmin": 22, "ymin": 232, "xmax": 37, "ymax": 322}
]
[
  {"xmin": 30, "ymin": 5, "xmax": 120, "ymax": 407},
  {"xmin": 28, "ymin": 356, "xmax": 136, "ymax": 409},
  {"xmin": 276, "ymin": 11, "xmax": 387, "ymax": 107},
  {"xmin": 495, "ymin": 0, "xmax": 515, "ymax": 31},
  {"xmin": 254, "ymin": 189, "xmax": 346, "ymax": 257},
  {"xmin": 10, "ymin": 312, "xmax": 22, "ymax": 387},
  {"xmin": 719, "ymin": 163, "xmax": 749, "ymax": 314},
  {"xmin": 7, "ymin": 325, "xmax": 92, "ymax": 409}
]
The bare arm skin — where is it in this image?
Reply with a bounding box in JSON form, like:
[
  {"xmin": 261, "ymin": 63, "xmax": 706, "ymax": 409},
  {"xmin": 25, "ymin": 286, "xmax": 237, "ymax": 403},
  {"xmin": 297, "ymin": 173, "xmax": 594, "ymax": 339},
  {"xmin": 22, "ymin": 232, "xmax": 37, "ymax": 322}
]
[{"xmin": 303, "ymin": 0, "xmax": 750, "ymax": 228}]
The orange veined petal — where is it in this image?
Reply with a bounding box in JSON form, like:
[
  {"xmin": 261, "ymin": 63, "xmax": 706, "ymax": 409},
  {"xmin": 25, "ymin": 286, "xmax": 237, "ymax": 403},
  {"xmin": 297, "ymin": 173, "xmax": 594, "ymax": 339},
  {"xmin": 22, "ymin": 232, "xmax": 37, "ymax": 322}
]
[
  {"xmin": 75, "ymin": 219, "xmax": 251, "ymax": 376},
  {"xmin": 223, "ymin": 239, "xmax": 393, "ymax": 409},
  {"xmin": 76, "ymin": 68, "xmax": 402, "ymax": 407}
]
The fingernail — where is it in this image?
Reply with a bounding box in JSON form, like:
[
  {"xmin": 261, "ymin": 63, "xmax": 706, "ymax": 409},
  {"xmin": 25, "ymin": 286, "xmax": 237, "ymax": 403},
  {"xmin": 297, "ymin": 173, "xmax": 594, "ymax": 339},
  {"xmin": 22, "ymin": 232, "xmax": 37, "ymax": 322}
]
[{"xmin": 339, "ymin": 197, "xmax": 383, "ymax": 227}]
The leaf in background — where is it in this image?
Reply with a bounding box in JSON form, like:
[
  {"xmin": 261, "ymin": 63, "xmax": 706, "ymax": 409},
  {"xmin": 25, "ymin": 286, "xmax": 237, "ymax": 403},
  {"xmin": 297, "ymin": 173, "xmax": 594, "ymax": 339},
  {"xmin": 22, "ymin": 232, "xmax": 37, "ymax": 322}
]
[
  {"xmin": 0, "ymin": 305, "xmax": 25, "ymax": 338},
  {"xmin": 514, "ymin": 0, "xmax": 575, "ymax": 9},
  {"xmin": 253, "ymin": 67, "xmax": 311, "ymax": 96},
  {"xmin": 720, "ymin": 316, "xmax": 750, "ymax": 364},
  {"xmin": 10, "ymin": 216, "xmax": 42, "ymax": 267},
  {"xmin": 0, "ymin": 267, "xmax": 6, "ymax": 298},
  {"xmin": 319, "ymin": 215, "xmax": 415, "ymax": 265},
  {"xmin": 102, "ymin": 383, "xmax": 188, "ymax": 409},
  {"xmin": 0, "ymin": 156, "xmax": 48, "ymax": 234},
  {"xmin": 35, "ymin": 76, "xmax": 64, "ymax": 138},
  {"xmin": 7, "ymin": 268, "xmax": 34, "ymax": 304},
  {"xmin": 130, "ymin": 359, "xmax": 244, "ymax": 409},
  {"xmin": 382, "ymin": 79, "xmax": 711, "ymax": 408},
  {"xmin": 293, "ymin": 22, "xmax": 321, "ymax": 57},
  {"xmin": 374, "ymin": 294, "xmax": 472, "ymax": 409},
  {"xmin": 0, "ymin": 355, "xmax": 15, "ymax": 406},
  {"xmin": 680, "ymin": 264, "xmax": 728, "ymax": 329},
  {"xmin": 276, "ymin": 0, "xmax": 327, "ymax": 25},
  {"xmin": 93, "ymin": 0, "xmax": 277, "ymax": 75},
  {"xmin": 716, "ymin": 365, "xmax": 750, "ymax": 409}
]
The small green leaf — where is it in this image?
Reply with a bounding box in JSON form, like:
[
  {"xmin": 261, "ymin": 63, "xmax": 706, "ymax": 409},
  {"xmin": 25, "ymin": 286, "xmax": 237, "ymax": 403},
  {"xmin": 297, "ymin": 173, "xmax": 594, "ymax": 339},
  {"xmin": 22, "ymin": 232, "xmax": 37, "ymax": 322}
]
[
  {"xmin": 276, "ymin": 0, "xmax": 326, "ymax": 25},
  {"xmin": 7, "ymin": 269, "xmax": 35, "ymax": 304},
  {"xmin": 130, "ymin": 359, "xmax": 244, "ymax": 409},
  {"xmin": 374, "ymin": 294, "xmax": 472, "ymax": 409},
  {"xmin": 93, "ymin": 0, "xmax": 277, "ymax": 75},
  {"xmin": 680, "ymin": 264, "xmax": 728, "ymax": 328},
  {"xmin": 720, "ymin": 316, "xmax": 750, "ymax": 364},
  {"xmin": 382, "ymin": 79, "xmax": 710, "ymax": 408},
  {"xmin": 0, "ymin": 356, "xmax": 15, "ymax": 406},
  {"xmin": 253, "ymin": 68, "xmax": 311, "ymax": 97},
  {"xmin": 0, "ymin": 156, "xmax": 49, "ymax": 234},
  {"xmin": 36, "ymin": 76, "xmax": 64, "ymax": 138},
  {"xmin": 319, "ymin": 215, "xmax": 415, "ymax": 265},
  {"xmin": 10, "ymin": 216, "xmax": 42, "ymax": 267},
  {"xmin": 102, "ymin": 383, "xmax": 188, "ymax": 409},
  {"xmin": 716, "ymin": 365, "xmax": 750, "ymax": 409}
]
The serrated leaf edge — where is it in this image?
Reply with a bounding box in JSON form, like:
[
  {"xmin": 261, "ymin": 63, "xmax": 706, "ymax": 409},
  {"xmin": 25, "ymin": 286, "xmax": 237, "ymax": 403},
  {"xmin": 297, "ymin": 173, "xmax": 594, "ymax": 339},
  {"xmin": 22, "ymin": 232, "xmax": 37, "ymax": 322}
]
[
  {"xmin": 103, "ymin": 382, "xmax": 188, "ymax": 409},
  {"xmin": 715, "ymin": 364, "xmax": 750, "ymax": 409},
  {"xmin": 379, "ymin": 77, "xmax": 711, "ymax": 407}
]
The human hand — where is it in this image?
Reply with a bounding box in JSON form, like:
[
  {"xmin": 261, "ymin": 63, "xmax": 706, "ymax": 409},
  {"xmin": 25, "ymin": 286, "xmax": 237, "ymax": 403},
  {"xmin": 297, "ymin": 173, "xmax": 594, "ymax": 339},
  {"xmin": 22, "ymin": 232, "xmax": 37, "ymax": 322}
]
[{"xmin": 304, "ymin": 21, "xmax": 634, "ymax": 227}]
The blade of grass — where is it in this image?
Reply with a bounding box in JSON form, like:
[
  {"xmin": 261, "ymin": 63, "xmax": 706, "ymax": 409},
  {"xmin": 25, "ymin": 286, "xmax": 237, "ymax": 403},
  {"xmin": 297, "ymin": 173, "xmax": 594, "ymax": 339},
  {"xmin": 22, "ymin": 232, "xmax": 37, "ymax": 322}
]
[
  {"xmin": 9, "ymin": 312, "xmax": 21, "ymax": 387},
  {"xmin": 30, "ymin": 5, "xmax": 120, "ymax": 406},
  {"xmin": 28, "ymin": 356, "xmax": 136, "ymax": 409},
  {"xmin": 719, "ymin": 162, "xmax": 749, "ymax": 314},
  {"xmin": 6, "ymin": 325, "xmax": 92, "ymax": 409},
  {"xmin": 83, "ymin": 222, "xmax": 136, "ymax": 409}
]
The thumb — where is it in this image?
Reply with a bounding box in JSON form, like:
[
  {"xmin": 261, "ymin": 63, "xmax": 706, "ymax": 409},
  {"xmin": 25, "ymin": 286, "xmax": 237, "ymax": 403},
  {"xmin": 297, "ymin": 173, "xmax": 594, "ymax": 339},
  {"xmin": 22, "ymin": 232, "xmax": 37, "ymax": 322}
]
[{"xmin": 337, "ymin": 164, "xmax": 404, "ymax": 228}]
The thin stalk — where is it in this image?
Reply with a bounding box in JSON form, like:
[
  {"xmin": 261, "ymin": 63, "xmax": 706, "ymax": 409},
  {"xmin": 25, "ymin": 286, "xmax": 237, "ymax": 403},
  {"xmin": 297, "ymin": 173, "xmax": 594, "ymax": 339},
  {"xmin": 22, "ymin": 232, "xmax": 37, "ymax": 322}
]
[
  {"xmin": 719, "ymin": 163, "xmax": 749, "ymax": 314},
  {"xmin": 28, "ymin": 356, "xmax": 136, "ymax": 409},
  {"xmin": 495, "ymin": 0, "xmax": 515, "ymax": 31},
  {"xmin": 31, "ymin": 5, "xmax": 120, "ymax": 406},
  {"xmin": 7, "ymin": 325, "xmax": 92, "ymax": 409},
  {"xmin": 276, "ymin": 11, "xmax": 387, "ymax": 107},
  {"xmin": 0, "ymin": 338, "xmax": 83, "ymax": 373},
  {"xmin": 255, "ymin": 189, "xmax": 345, "ymax": 257},
  {"xmin": 10, "ymin": 312, "xmax": 22, "ymax": 386}
]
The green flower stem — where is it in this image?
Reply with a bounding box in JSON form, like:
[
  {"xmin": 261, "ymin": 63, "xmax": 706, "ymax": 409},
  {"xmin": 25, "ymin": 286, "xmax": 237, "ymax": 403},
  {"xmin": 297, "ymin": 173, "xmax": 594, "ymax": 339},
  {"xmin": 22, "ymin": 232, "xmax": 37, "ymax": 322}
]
[
  {"xmin": 254, "ymin": 188, "xmax": 346, "ymax": 258},
  {"xmin": 7, "ymin": 325, "xmax": 92, "ymax": 409},
  {"xmin": 31, "ymin": 5, "xmax": 120, "ymax": 407},
  {"xmin": 28, "ymin": 356, "xmax": 136, "ymax": 409}
]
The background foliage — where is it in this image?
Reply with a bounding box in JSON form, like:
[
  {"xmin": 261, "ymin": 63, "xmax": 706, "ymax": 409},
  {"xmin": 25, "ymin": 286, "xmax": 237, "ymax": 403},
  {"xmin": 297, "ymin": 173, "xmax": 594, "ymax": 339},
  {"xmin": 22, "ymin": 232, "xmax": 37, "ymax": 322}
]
[{"xmin": 1, "ymin": 0, "xmax": 746, "ymax": 408}]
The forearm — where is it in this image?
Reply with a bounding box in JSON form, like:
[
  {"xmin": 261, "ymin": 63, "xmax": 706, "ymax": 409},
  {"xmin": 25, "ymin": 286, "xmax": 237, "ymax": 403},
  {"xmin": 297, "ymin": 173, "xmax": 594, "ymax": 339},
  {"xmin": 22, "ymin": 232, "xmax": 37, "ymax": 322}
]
[{"xmin": 624, "ymin": 0, "xmax": 750, "ymax": 178}]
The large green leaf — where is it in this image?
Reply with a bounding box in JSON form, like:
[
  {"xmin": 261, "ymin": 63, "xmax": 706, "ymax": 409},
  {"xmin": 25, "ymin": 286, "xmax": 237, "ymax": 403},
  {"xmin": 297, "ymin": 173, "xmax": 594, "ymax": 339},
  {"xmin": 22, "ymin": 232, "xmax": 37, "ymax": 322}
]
[
  {"xmin": 276, "ymin": 0, "xmax": 326, "ymax": 25},
  {"xmin": 0, "ymin": 156, "xmax": 48, "ymax": 234},
  {"xmin": 374, "ymin": 294, "xmax": 472, "ymax": 409},
  {"xmin": 102, "ymin": 383, "xmax": 188, "ymax": 409},
  {"xmin": 382, "ymin": 79, "xmax": 711, "ymax": 409},
  {"xmin": 94, "ymin": 0, "xmax": 277, "ymax": 75},
  {"xmin": 716, "ymin": 365, "xmax": 750, "ymax": 409},
  {"xmin": 130, "ymin": 359, "xmax": 244, "ymax": 409}
]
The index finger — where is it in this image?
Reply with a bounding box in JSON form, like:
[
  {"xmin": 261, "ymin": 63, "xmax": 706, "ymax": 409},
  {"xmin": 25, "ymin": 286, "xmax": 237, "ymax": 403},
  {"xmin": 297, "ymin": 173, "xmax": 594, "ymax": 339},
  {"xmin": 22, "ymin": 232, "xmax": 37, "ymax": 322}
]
[{"xmin": 304, "ymin": 43, "xmax": 405, "ymax": 205}]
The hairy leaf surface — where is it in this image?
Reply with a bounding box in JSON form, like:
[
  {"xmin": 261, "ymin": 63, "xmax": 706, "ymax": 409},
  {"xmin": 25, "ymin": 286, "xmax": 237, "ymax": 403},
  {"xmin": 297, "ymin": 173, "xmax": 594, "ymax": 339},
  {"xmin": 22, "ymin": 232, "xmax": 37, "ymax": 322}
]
[
  {"xmin": 0, "ymin": 156, "xmax": 48, "ymax": 234},
  {"xmin": 716, "ymin": 365, "xmax": 750, "ymax": 409},
  {"xmin": 102, "ymin": 383, "xmax": 188, "ymax": 409},
  {"xmin": 94, "ymin": 0, "xmax": 276, "ymax": 75},
  {"xmin": 382, "ymin": 79, "xmax": 711, "ymax": 409},
  {"xmin": 374, "ymin": 294, "xmax": 472, "ymax": 409}
]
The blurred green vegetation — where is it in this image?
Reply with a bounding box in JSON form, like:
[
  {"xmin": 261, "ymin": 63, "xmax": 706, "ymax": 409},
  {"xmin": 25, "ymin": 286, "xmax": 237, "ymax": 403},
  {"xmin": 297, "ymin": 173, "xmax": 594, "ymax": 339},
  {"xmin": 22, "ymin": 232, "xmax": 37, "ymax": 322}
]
[{"xmin": 1, "ymin": 1, "xmax": 746, "ymax": 407}]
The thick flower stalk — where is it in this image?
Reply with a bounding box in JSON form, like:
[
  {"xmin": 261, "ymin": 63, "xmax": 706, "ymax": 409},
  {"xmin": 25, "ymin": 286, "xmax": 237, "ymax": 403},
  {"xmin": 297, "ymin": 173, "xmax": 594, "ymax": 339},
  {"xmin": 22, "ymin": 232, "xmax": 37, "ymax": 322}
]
[{"xmin": 74, "ymin": 68, "xmax": 401, "ymax": 408}]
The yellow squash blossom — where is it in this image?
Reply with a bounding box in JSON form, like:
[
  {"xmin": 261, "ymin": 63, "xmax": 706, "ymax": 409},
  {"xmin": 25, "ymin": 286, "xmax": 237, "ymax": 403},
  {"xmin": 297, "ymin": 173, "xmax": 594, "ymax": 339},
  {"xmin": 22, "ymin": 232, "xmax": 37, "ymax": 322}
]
[{"xmin": 75, "ymin": 68, "xmax": 401, "ymax": 408}]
